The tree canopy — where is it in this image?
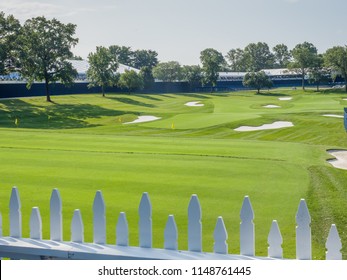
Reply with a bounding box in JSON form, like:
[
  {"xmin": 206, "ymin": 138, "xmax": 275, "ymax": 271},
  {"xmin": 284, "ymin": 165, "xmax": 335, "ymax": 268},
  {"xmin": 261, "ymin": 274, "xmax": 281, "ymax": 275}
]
[
  {"xmin": 0, "ymin": 12, "xmax": 21, "ymax": 74},
  {"xmin": 200, "ymin": 48, "xmax": 225, "ymax": 88},
  {"xmin": 87, "ymin": 46, "xmax": 119, "ymax": 97},
  {"xmin": 242, "ymin": 71, "xmax": 273, "ymax": 94},
  {"xmin": 324, "ymin": 46, "xmax": 347, "ymax": 92},
  {"xmin": 152, "ymin": 61, "xmax": 182, "ymax": 82},
  {"xmin": 289, "ymin": 42, "xmax": 319, "ymax": 90},
  {"xmin": 118, "ymin": 70, "xmax": 144, "ymax": 93},
  {"xmin": 16, "ymin": 16, "xmax": 78, "ymax": 102}
]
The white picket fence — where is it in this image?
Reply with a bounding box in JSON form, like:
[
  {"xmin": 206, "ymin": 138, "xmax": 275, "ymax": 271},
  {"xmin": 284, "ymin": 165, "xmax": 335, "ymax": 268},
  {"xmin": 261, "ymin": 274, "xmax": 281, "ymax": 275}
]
[{"xmin": 0, "ymin": 186, "xmax": 343, "ymax": 260}]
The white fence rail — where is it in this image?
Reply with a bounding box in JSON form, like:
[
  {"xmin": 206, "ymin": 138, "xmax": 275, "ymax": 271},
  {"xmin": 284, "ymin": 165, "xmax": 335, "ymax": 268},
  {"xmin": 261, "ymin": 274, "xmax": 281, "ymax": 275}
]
[{"xmin": 0, "ymin": 186, "xmax": 343, "ymax": 260}]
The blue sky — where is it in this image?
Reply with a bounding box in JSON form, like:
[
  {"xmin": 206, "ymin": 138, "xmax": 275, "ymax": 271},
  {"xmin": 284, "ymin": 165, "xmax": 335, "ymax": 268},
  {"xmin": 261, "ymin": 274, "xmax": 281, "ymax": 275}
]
[{"xmin": 1, "ymin": 0, "xmax": 346, "ymax": 65}]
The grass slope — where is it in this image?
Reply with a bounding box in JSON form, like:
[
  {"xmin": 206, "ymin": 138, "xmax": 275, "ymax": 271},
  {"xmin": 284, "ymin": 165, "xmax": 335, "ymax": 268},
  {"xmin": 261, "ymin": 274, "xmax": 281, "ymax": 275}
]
[{"xmin": 0, "ymin": 88, "xmax": 346, "ymax": 259}]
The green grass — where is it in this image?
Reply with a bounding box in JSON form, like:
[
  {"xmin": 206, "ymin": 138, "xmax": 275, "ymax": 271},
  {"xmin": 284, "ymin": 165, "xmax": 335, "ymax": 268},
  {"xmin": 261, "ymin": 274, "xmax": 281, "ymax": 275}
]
[{"xmin": 0, "ymin": 88, "xmax": 347, "ymax": 259}]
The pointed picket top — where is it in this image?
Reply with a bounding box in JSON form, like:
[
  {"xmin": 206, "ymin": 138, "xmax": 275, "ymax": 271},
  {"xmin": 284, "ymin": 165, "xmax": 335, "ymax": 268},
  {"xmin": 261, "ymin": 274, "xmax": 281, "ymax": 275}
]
[
  {"xmin": 9, "ymin": 186, "xmax": 21, "ymax": 238},
  {"xmin": 240, "ymin": 196, "xmax": 254, "ymax": 221},
  {"xmin": 296, "ymin": 199, "xmax": 311, "ymax": 259},
  {"xmin": 50, "ymin": 188, "xmax": 63, "ymax": 241},
  {"xmin": 240, "ymin": 195, "xmax": 255, "ymax": 256},
  {"xmin": 268, "ymin": 220, "xmax": 283, "ymax": 258},
  {"xmin": 213, "ymin": 216, "xmax": 228, "ymax": 254},
  {"xmin": 296, "ymin": 199, "xmax": 311, "ymax": 226},
  {"xmin": 30, "ymin": 207, "xmax": 42, "ymax": 240},
  {"xmin": 71, "ymin": 209, "xmax": 84, "ymax": 243},
  {"xmin": 0, "ymin": 212, "xmax": 2, "ymax": 237},
  {"xmin": 326, "ymin": 224, "xmax": 342, "ymax": 260},
  {"xmin": 188, "ymin": 194, "xmax": 202, "ymax": 252},
  {"xmin": 116, "ymin": 212, "xmax": 129, "ymax": 246},
  {"xmin": 93, "ymin": 190, "xmax": 106, "ymax": 244},
  {"xmin": 164, "ymin": 215, "xmax": 178, "ymax": 250},
  {"xmin": 139, "ymin": 192, "xmax": 152, "ymax": 248}
]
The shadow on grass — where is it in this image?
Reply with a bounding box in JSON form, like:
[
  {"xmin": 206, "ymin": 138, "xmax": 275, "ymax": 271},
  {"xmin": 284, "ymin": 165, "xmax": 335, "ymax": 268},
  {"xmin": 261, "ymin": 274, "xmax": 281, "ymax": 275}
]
[
  {"xmin": 106, "ymin": 96, "xmax": 156, "ymax": 108},
  {"xmin": 257, "ymin": 92, "xmax": 289, "ymax": 97},
  {"xmin": 0, "ymin": 99, "xmax": 123, "ymax": 129},
  {"xmin": 133, "ymin": 94, "xmax": 162, "ymax": 101}
]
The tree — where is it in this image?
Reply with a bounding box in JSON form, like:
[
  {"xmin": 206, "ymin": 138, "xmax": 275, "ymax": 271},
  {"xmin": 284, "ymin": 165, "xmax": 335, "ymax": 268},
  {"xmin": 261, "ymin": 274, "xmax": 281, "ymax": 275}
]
[
  {"xmin": 242, "ymin": 71, "xmax": 273, "ymax": 94},
  {"xmin": 87, "ymin": 46, "xmax": 119, "ymax": 97},
  {"xmin": 109, "ymin": 45, "xmax": 133, "ymax": 66},
  {"xmin": 308, "ymin": 55, "xmax": 330, "ymax": 91},
  {"xmin": 273, "ymin": 44, "xmax": 291, "ymax": 68},
  {"xmin": 16, "ymin": 16, "xmax": 78, "ymax": 102},
  {"xmin": 226, "ymin": 48, "xmax": 246, "ymax": 72},
  {"xmin": 132, "ymin": 49, "xmax": 159, "ymax": 69},
  {"xmin": 152, "ymin": 61, "xmax": 182, "ymax": 82},
  {"xmin": 289, "ymin": 42, "xmax": 319, "ymax": 90},
  {"xmin": 324, "ymin": 46, "xmax": 347, "ymax": 92},
  {"xmin": 243, "ymin": 42, "xmax": 275, "ymax": 71},
  {"xmin": 118, "ymin": 70, "xmax": 144, "ymax": 93},
  {"xmin": 182, "ymin": 65, "xmax": 203, "ymax": 88},
  {"xmin": 139, "ymin": 66, "xmax": 155, "ymax": 89},
  {"xmin": 200, "ymin": 48, "xmax": 225, "ymax": 89},
  {"xmin": 0, "ymin": 12, "xmax": 21, "ymax": 74}
]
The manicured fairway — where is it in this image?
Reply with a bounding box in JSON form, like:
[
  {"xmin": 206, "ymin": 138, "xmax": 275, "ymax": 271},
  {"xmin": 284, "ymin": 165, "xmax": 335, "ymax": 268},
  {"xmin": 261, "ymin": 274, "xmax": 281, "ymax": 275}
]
[{"xmin": 0, "ymin": 88, "xmax": 346, "ymax": 259}]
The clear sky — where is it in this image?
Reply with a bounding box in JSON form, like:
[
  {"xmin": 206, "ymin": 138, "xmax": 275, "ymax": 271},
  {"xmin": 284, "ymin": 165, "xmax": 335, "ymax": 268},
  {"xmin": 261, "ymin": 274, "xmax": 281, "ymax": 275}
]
[{"xmin": 1, "ymin": 0, "xmax": 346, "ymax": 65}]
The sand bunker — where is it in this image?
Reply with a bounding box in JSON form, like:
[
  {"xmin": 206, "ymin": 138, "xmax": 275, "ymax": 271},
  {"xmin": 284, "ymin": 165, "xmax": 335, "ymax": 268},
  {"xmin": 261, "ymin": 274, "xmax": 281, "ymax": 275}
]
[
  {"xmin": 327, "ymin": 150, "xmax": 347, "ymax": 170},
  {"xmin": 124, "ymin": 116, "xmax": 161, "ymax": 124},
  {"xmin": 323, "ymin": 114, "xmax": 343, "ymax": 118},
  {"xmin": 234, "ymin": 121, "xmax": 294, "ymax": 132},
  {"xmin": 278, "ymin": 97, "xmax": 292, "ymax": 101},
  {"xmin": 263, "ymin": 105, "xmax": 281, "ymax": 108},
  {"xmin": 185, "ymin": 101, "xmax": 204, "ymax": 107}
]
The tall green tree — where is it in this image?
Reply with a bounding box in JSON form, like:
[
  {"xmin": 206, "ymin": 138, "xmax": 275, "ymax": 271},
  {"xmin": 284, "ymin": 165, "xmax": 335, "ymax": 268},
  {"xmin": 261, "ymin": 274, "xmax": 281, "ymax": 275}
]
[
  {"xmin": 139, "ymin": 66, "xmax": 155, "ymax": 89},
  {"xmin": 87, "ymin": 46, "xmax": 119, "ymax": 97},
  {"xmin": 243, "ymin": 42, "xmax": 274, "ymax": 71},
  {"xmin": 273, "ymin": 44, "xmax": 291, "ymax": 68},
  {"xmin": 132, "ymin": 49, "xmax": 159, "ymax": 69},
  {"xmin": 118, "ymin": 70, "xmax": 144, "ymax": 93},
  {"xmin": 200, "ymin": 48, "xmax": 225, "ymax": 89},
  {"xmin": 242, "ymin": 71, "xmax": 273, "ymax": 94},
  {"xmin": 182, "ymin": 65, "xmax": 203, "ymax": 88},
  {"xmin": 308, "ymin": 55, "xmax": 330, "ymax": 92},
  {"xmin": 109, "ymin": 45, "xmax": 133, "ymax": 66},
  {"xmin": 226, "ymin": 48, "xmax": 246, "ymax": 72},
  {"xmin": 289, "ymin": 42, "xmax": 319, "ymax": 90},
  {"xmin": 152, "ymin": 61, "xmax": 182, "ymax": 82},
  {"xmin": 0, "ymin": 12, "xmax": 21, "ymax": 74},
  {"xmin": 17, "ymin": 16, "xmax": 78, "ymax": 102},
  {"xmin": 324, "ymin": 46, "xmax": 347, "ymax": 92}
]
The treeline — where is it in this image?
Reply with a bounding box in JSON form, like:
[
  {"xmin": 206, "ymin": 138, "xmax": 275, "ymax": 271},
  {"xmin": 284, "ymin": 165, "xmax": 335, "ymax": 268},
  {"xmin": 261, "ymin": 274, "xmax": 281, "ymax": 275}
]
[{"xmin": 1, "ymin": 12, "xmax": 347, "ymax": 102}]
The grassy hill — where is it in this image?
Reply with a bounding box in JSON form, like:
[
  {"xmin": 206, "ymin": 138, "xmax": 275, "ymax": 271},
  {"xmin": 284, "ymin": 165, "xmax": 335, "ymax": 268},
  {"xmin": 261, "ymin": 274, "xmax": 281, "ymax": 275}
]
[{"xmin": 0, "ymin": 88, "xmax": 346, "ymax": 259}]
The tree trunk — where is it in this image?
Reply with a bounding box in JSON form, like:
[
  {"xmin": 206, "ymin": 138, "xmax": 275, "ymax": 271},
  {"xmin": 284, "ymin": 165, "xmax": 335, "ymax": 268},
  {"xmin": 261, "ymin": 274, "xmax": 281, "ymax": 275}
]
[
  {"xmin": 45, "ymin": 78, "xmax": 52, "ymax": 102},
  {"xmin": 101, "ymin": 86, "xmax": 105, "ymax": 97}
]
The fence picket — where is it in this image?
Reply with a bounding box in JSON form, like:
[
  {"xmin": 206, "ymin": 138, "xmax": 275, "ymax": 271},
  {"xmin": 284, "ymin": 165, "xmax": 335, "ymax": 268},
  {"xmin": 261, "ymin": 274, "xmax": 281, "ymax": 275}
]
[
  {"xmin": 50, "ymin": 188, "xmax": 63, "ymax": 241},
  {"xmin": 71, "ymin": 209, "xmax": 84, "ymax": 243},
  {"xmin": 164, "ymin": 215, "xmax": 178, "ymax": 250},
  {"xmin": 296, "ymin": 199, "xmax": 311, "ymax": 260},
  {"xmin": 93, "ymin": 191, "xmax": 106, "ymax": 244},
  {"xmin": 30, "ymin": 207, "xmax": 42, "ymax": 240},
  {"xmin": 268, "ymin": 220, "xmax": 283, "ymax": 258},
  {"xmin": 9, "ymin": 187, "xmax": 21, "ymax": 238},
  {"xmin": 240, "ymin": 195, "xmax": 254, "ymax": 256},
  {"xmin": 188, "ymin": 194, "xmax": 202, "ymax": 252},
  {"xmin": 139, "ymin": 192, "xmax": 152, "ymax": 248},
  {"xmin": 213, "ymin": 216, "xmax": 228, "ymax": 254},
  {"xmin": 326, "ymin": 224, "xmax": 342, "ymax": 260},
  {"xmin": 116, "ymin": 212, "xmax": 129, "ymax": 246}
]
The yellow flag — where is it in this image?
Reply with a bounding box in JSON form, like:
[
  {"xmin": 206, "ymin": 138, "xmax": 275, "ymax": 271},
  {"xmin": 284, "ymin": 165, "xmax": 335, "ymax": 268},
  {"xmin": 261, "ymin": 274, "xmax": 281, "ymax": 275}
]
[
  {"xmin": 171, "ymin": 122, "xmax": 175, "ymax": 129},
  {"xmin": 15, "ymin": 118, "xmax": 19, "ymax": 126}
]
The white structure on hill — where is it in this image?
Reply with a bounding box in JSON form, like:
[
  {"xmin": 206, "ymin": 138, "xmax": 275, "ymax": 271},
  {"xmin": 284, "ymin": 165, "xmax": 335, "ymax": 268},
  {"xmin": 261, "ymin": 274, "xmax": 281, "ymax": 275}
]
[{"xmin": 218, "ymin": 68, "xmax": 302, "ymax": 82}]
